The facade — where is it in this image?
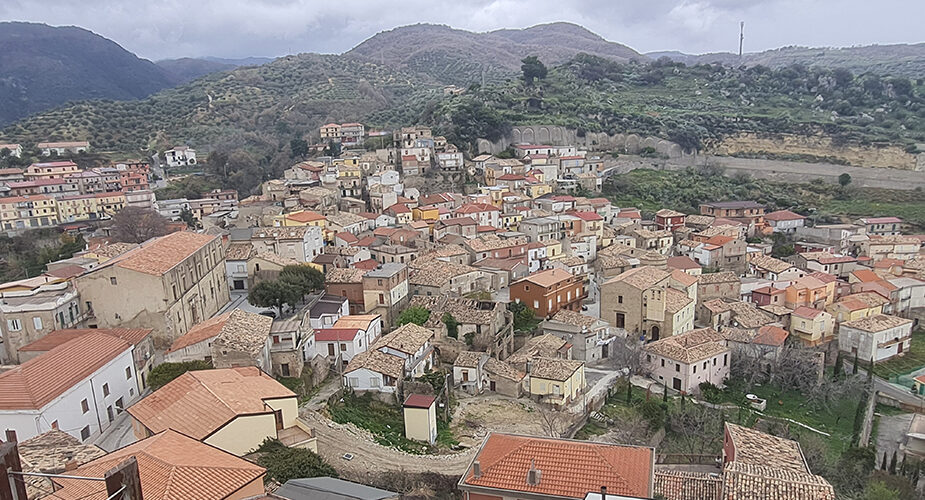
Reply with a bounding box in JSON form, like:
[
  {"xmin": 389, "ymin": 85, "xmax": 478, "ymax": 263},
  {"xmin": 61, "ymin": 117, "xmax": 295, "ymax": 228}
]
[
  {"xmin": 764, "ymin": 210, "xmax": 806, "ymax": 233},
  {"xmin": 0, "ymin": 276, "xmax": 86, "ymax": 363},
  {"xmin": 601, "ymin": 266, "xmax": 683, "ymax": 341},
  {"xmin": 37, "ymin": 142, "xmax": 89, "ymax": 156},
  {"xmin": 838, "ymin": 314, "xmax": 914, "ymax": 362},
  {"xmin": 164, "ymin": 146, "xmax": 197, "ymax": 168},
  {"xmin": 402, "ymin": 394, "xmax": 438, "ymax": 444},
  {"xmin": 643, "ymin": 327, "xmax": 730, "ymax": 394},
  {"xmin": 527, "ymin": 357, "xmax": 586, "ymax": 406},
  {"xmin": 789, "ymin": 306, "xmax": 834, "ymax": 346},
  {"xmin": 454, "ymin": 351, "xmax": 489, "ymax": 394},
  {"xmin": 0, "ymin": 333, "xmax": 139, "ymax": 442},
  {"xmin": 541, "ymin": 309, "xmax": 617, "ymax": 363},
  {"xmin": 509, "ymin": 268, "xmax": 585, "ymax": 319},
  {"xmin": 0, "ymin": 194, "xmax": 58, "ymax": 230},
  {"xmin": 362, "ymin": 263, "xmax": 409, "ymax": 325},
  {"xmin": 76, "ymin": 231, "xmax": 230, "ymax": 347}
]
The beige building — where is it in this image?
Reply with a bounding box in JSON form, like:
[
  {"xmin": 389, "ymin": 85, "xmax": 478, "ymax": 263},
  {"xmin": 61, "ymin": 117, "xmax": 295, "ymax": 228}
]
[
  {"xmin": 602, "ymin": 266, "xmax": 694, "ymax": 341},
  {"xmin": 0, "ymin": 276, "xmax": 88, "ymax": 363},
  {"xmin": 76, "ymin": 231, "xmax": 230, "ymax": 347},
  {"xmin": 128, "ymin": 367, "xmax": 315, "ymax": 456},
  {"xmin": 528, "ymin": 357, "xmax": 586, "ymax": 406},
  {"xmin": 403, "ymin": 394, "xmax": 438, "ymax": 444},
  {"xmin": 643, "ymin": 327, "xmax": 730, "ymax": 394}
]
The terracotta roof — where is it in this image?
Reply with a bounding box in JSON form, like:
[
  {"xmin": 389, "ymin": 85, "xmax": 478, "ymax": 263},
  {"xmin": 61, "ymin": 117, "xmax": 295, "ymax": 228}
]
[
  {"xmin": 753, "ymin": 325, "xmax": 790, "ymax": 347},
  {"xmin": 127, "ymin": 367, "xmax": 295, "ymax": 439},
  {"xmin": 410, "ymin": 261, "xmax": 479, "ymax": 287},
  {"xmin": 792, "ymin": 306, "xmax": 824, "ymax": 319},
  {"xmin": 605, "ymin": 266, "xmax": 670, "ymax": 290},
  {"xmin": 643, "ymin": 328, "xmax": 728, "ymax": 364},
  {"xmin": 253, "ymin": 251, "xmax": 299, "ymax": 267},
  {"xmin": 326, "ymin": 267, "xmax": 366, "ymax": 283},
  {"xmin": 457, "ymin": 202, "xmax": 501, "ymax": 214},
  {"xmin": 799, "ymin": 251, "xmax": 855, "ymax": 265},
  {"xmin": 333, "ymin": 314, "xmax": 380, "ymax": 330},
  {"xmin": 225, "ymin": 242, "xmax": 254, "ymax": 261},
  {"xmin": 665, "ymin": 287, "xmax": 694, "ymax": 314},
  {"xmin": 571, "ymin": 211, "xmax": 603, "ymax": 221},
  {"xmin": 484, "ymin": 357, "xmax": 525, "ymax": 382},
  {"xmin": 720, "ymin": 461, "xmax": 835, "ymax": 500},
  {"xmin": 667, "ymin": 256, "xmax": 701, "ymax": 270},
  {"xmin": 344, "ymin": 349, "xmax": 405, "ymax": 379},
  {"xmin": 842, "ymin": 314, "xmax": 913, "ymax": 332},
  {"xmin": 549, "ymin": 309, "xmax": 602, "ymax": 329},
  {"xmin": 656, "ymin": 208, "xmax": 686, "ymax": 218},
  {"xmin": 403, "ymin": 394, "xmax": 436, "ymax": 408},
  {"xmin": 749, "ymin": 254, "xmax": 796, "ymax": 274},
  {"xmin": 18, "ymin": 430, "xmax": 106, "ymax": 498},
  {"xmin": 698, "ymin": 271, "xmax": 739, "ymax": 285},
  {"xmin": 455, "ymin": 351, "xmax": 486, "ymax": 368},
  {"xmin": 210, "ymin": 309, "xmax": 274, "ymax": 358},
  {"xmin": 462, "ymin": 433, "xmax": 654, "ymax": 499},
  {"xmin": 725, "ymin": 423, "xmax": 807, "ymax": 473},
  {"xmin": 19, "ymin": 328, "xmax": 151, "ymax": 352},
  {"xmin": 670, "ymin": 269, "xmax": 699, "ymax": 288},
  {"xmin": 0, "ymin": 334, "xmax": 131, "ymax": 410},
  {"xmin": 654, "ymin": 469, "xmax": 722, "ymax": 500},
  {"xmin": 859, "ymin": 216, "xmax": 903, "ymax": 224},
  {"xmin": 285, "ymin": 210, "xmax": 326, "ymax": 223},
  {"xmin": 166, "ymin": 312, "xmax": 228, "ymax": 353},
  {"xmin": 851, "ymin": 269, "xmax": 881, "ymax": 283},
  {"xmin": 517, "ymin": 268, "xmax": 576, "ymax": 288},
  {"xmin": 115, "ymin": 231, "xmax": 217, "ymax": 276},
  {"xmin": 764, "ymin": 209, "xmax": 806, "ymax": 222},
  {"xmin": 47, "ymin": 430, "xmax": 265, "ymax": 500},
  {"xmin": 376, "ymin": 322, "xmax": 433, "ymax": 355},
  {"xmin": 315, "ymin": 328, "xmax": 360, "ymax": 341}
]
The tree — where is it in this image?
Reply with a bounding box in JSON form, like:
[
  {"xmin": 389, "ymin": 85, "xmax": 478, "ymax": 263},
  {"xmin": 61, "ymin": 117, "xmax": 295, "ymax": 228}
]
[
  {"xmin": 853, "ymin": 351, "xmax": 859, "ymax": 375},
  {"xmin": 279, "ymin": 265, "xmax": 324, "ymax": 300},
  {"xmin": 290, "ymin": 138, "xmax": 309, "ymax": 159},
  {"xmin": 256, "ymin": 439, "xmax": 338, "ymax": 484},
  {"xmin": 862, "ymin": 481, "xmax": 900, "ymax": 500},
  {"xmin": 249, "ymin": 280, "xmax": 300, "ymax": 314},
  {"xmin": 110, "ymin": 206, "xmax": 170, "ymax": 243},
  {"xmin": 833, "ymin": 352, "xmax": 844, "ymax": 380},
  {"xmin": 889, "ymin": 451, "xmax": 897, "ymax": 474},
  {"xmin": 148, "ymin": 360, "xmax": 212, "ymax": 390},
  {"xmin": 521, "ymin": 56, "xmax": 548, "ymax": 86},
  {"xmin": 323, "ymin": 140, "xmax": 341, "ymax": 157},
  {"xmin": 396, "ymin": 306, "xmax": 431, "ymax": 326},
  {"xmin": 838, "ymin": 173, "xmax": 852, "ymax": 188},
  {"xmin": 178, "ymin": 207, "xmax": 199, "ymax": 229},
  {"xmin": 507, "ymin": 301, "xmax": 537, "ymax": 332},
  {"xmin": 442, "ymin": 312, "xmax": 459, "ymax": 339},
  {"xmin": 852, "ymin": 391, "xmax": 867, "ymax": 446},
  {"xmin": 882, "ymin": 452, "xmax": 889, "ymax": 470}
]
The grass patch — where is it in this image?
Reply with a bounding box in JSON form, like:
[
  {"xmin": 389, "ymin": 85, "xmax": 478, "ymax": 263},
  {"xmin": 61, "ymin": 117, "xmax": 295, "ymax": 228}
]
[{"xmin": 872, "ymin": 330, "xmax": 925, "ymax": 380}]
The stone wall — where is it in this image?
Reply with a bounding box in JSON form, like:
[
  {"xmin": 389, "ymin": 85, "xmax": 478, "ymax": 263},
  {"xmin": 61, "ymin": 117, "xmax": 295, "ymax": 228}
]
[{"xmin": 706, "ymin": 132, "xmax": 924, "ymax": 171}]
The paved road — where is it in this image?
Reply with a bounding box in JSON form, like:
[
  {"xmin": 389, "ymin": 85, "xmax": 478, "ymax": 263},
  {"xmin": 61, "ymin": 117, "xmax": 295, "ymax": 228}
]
[
  {"xmin": 876, "ymin": 413, "xmax": 914, "ymax": 459},
  {"xmin": 846, "ymin": 361, "xmax": 925, "ymax": 408},
  {"xmin": 300, "ymin": 410, "xmax": 476, "ymax": 477},
  {"xmin": 93, "ymin": 410, "xmax": 136, "ymax": 452}
]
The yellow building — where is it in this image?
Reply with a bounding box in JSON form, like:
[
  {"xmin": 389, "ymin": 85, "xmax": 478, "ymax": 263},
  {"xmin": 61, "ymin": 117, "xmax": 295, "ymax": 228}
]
[
  {"xmin": 402, "ymin": 394, "xmax": 437, "ymax": 444},
  {"xmin": 545, "ymin": 240, "xmax": 564, "ymax": 260},
  {"xmin": 528, "ymin": 358, "xmax": 586, "ymax": 406},
  {"xmin": 525, "ymin": 183, "xmax": 552, "ymax": 199},
  {"xmin": 826, "ymin": 292, "xmax": 888, "ymax": 323},
  {"xmin": 57, "ymin": 192, "xmax": 126, "ymax": 223},
  {"xmin": 412, "ymin": 205, "xmax": 440, "ymax": 222},
  {"xmin": 273, "ymin": 210, "xmax": 327, "ymax": 227},
  {"xmin": 128, "ymin": 367, "xmax": 316, "ymax": 456},
  {"xmin": 501, "ymin": 212, "xmax": 523, "ymax": 231},
  {"xmin": 0, "ymin": 195, "xmax": 58, "ymax": 230}
]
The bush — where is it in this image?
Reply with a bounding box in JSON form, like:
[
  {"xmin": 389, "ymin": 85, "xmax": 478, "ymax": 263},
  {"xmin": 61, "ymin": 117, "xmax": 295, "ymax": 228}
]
[
  {"xmin": 636, "ymin": 399, "xmax": 667, "ymax": 430},
  {"xmin": 698, "ymin": 382, "xmax": 723, "ymax": 403},
  {"xmin": 255, "ymin": 439, "xmax": 338, "ymax": 484},
  {"xmin": 147, "ymin": 360, "xmax": 212, "ymax": 390}
]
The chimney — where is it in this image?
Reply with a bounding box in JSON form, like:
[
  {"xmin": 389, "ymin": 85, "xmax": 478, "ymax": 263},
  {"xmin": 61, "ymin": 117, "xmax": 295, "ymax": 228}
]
[
  {"xmin": 601, "ymin": 486, "xmax": 607, "ymax": 500},
  {"xmin": 473, "ymin": 461, "xmax": 481, "ymax": 479},
  {"xmin": 526, "ymin": 459, "xmax": 542, "ymax": 486},
  {"xmin": 5, "ymin": 429, "xmax": 17, "ymax": 443}
]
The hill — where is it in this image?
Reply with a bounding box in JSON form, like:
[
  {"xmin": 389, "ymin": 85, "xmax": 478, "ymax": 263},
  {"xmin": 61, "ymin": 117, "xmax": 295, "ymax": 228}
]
[
  {"xmin": 0, "ymin": 22, "xmax": 175, "ymax": 125},
  {"xmin": 156, "ymin": 58, "xmax": 237, "ymax": 84},
  {"xmin": 346, "ymin": 22, "xmax": 643, "ymax": 85},
  {"xmin": 647, "ymin": 43, "xmax": 925, "ymax": 78}
]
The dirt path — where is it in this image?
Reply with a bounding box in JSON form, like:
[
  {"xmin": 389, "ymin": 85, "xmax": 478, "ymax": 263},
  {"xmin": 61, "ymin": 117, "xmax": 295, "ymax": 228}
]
[{"xmin": 300, "ymin": 410, "xmax": 476, "ymax": 477}]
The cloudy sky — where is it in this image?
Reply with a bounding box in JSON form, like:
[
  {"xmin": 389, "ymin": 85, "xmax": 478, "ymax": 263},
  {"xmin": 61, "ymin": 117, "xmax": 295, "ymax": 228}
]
[{"xmin": 2, "ymin": 0, "xmax": 923, "ymax": 61}]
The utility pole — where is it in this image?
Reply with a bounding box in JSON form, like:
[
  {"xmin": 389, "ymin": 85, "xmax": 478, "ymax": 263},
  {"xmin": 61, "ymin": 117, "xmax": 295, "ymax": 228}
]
[{"xmin": 738, "ymin": 22, "xmax": 745, "ymax": 58}]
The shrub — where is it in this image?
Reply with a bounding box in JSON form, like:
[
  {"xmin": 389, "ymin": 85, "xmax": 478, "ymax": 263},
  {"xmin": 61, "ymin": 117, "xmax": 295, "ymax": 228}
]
[
  {"xmin": 698, "ymin": 382, "xmax": 724, "ymax": 403},
  {"xmin": 147, "ymin": 360, "xmax": 212, "ymax": 390}
]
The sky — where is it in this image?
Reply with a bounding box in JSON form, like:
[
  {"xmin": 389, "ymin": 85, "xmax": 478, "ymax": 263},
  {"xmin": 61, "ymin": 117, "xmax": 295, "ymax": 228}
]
[{"xmin": 2, "ymin": 0, "xmax": 924, "ymax": 61}]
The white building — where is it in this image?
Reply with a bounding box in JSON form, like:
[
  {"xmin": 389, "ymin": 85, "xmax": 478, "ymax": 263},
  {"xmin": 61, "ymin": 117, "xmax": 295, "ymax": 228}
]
[
  {"xmin": 164, "ymin": 146, "xmax": 197, "ymax": 168},
  {"xmin": 343, "ymin": 322, "xmax": 434, "ymax": 393},
  {"xmin": 764, "ymin": 210, "xmax": 806, "ymax": 234},
  {"xmin": 0, "ymin": 333, "xmax": 138, "ymax": 442},
  {"xmin": 643, "ymin": 327, "xmax": 730, "ymax": 394},
  {"xmin": 839, "ymin": 314, "xmax": 914, "ymax": 362},
  {"xmin": 0, "ymin": 143, "xmax": 23, "ymax": 158},
  {"xmin": 453, "ymin": 351, "xmax": 489, "ymax": 394},
  {"xmin": 436, "ymin": 151, "xmax": 464, "ymax": 171},
  {"xmin": 308, "ymin": 294, "xmax": 350, "ymax": 330},
  {"xmin": 37, "ymin": 141, "xmax": 90, "ymax": 156}
]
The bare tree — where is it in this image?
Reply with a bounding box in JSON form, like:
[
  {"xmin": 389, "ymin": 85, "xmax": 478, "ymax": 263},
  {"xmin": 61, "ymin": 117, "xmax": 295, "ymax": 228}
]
[
  {"xmin": 669, "ymin": 404, "xmax": 724, "ymax": 456},
  {"xmin": 110, "ymin": 207, "xmax": 170, "ymax": 244},
  {"xmin": 537, "ymin": 404, "xmax": 569, "ymax": 437},
  {"xmin": 609, "ymin": 336, "xmax": 646, "ymax": 376}
]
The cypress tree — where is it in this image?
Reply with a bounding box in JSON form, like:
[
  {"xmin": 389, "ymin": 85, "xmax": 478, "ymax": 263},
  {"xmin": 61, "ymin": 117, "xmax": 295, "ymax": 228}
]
[
  {"xmin": 662, "ymin": 384, "xmax": 668, "ymax": 402},
  {"xmin": 889, "ymin": 450, "xmax": 897, "ymax": 474},
  {"xmin": 882, "ymin": 452, "xmax": 889, "ymax": 470},
  {"xmin": 626, "ymin": 377, "xmax": 633, "ymax": 404},
  {"xmin": 867, "ymin": 358, "xmax": 875, "ymax": 382},
  {"xmin": 833, "ymin": 352, "xmax": 843, "ymax": 380},
  {"xmin": 852, "ymin": 351, "xmax": 859, "ymax": 375},
  {"xmin": 851, "ymin": 392, "xmax": 866, "ymax": 446}
]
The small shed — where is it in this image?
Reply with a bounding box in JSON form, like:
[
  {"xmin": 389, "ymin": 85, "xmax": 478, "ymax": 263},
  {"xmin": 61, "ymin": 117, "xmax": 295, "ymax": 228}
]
[{"xmin": 402, "ymin": 394, "xmax": 437, "ymax": 444}]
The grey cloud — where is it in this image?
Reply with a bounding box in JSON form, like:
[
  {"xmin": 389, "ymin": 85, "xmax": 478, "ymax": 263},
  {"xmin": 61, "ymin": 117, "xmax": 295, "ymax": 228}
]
[{"xmin": 0, "ymin": 0, "xmax": 922, "ymax": 60}]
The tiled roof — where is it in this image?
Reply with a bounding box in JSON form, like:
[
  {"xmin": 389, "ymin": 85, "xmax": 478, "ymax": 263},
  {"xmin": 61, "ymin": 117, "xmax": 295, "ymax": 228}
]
[
  {"xmin": 842, "ymin": 314, "xmax": 913, "ymax": 333},
  {"xmin": 665, "ymin": 287, "xmax": 694, "ymax": 314},
  {"xmin": 114, "ymin": 231, "xmax": 217, "ymax": 276},
  {"xmin": 326, "ymin": 267, "xmax": 366, "ymax": 283},
  {"xmin": 455, "ymin": 351, "xmax": 486, "ymax": 368},
  {"xmin": 463, "ymin": 433, "xmax": 654, "ymax": 499},
  {"xmin": 404, "ymin": 394, "xmax": 436, "ymax": 408},
  {"xmin": 654, "ymin": 469, "xmax": 722, "ymax": 500},
  {"xmin": 725, "ymin": 423, "xmax": 807, "ymax": 473},
  {"xmin": 286, "ymin": 210, "xmax": 325, "ymax": 223},
  {"xmin": 753, "ymin": 325, "xmax": 790, "ymax": 347},
  {"xmin": 47, "ymin": 430, "xmax": 265, "ymax": 500},
  {"xmin": 529, "ymin": 357, "xmax": 584, "ymax": 381},
  {"xmin": 670, "ymin": 269, "xmax": 699, "ymax": 288},
  {"xmin": 0, "ymin": 334, "xmax": 131, "ymax": 410},
  {"xmin": 720, "ymin": 461, "xmax": 835, "ymax": 500},
  {"xmin": 315, "ymin": 328, "xmax": 360, "ymax": 342},
  {"xmin": 344, "ymin": 349, "xmax": 405, "ymax": 379},
  {"xmin": 167, "ymin": 312, "xmax": 230, "ymax": 353},
  {"xmin": 656, "ymin": 208, "xmax": 686, "ymax": 218},
  {"xmin": 698, "ymin": 271, "xmax": 739, "ymax": 285},
  {"xmin": 253, "ymin": 226, "xmax": 313, "ymax": 240},
  {"xmin": 333, "ymin": 314, "xmax": 381, "ymax": 330},
  {"xmin": 376, "ymin": 322, "xmax": 433, "ymax": 355},
  {"xmin": 764, "ymin": 209, "xmax": 805, "ymax": 221},
  {"xmin": 410, "ymin": 261, "xmax": 479, "ymax": 287},
  {"xmin": 410, "ymin": 295, "xmax": 498, "ymax": 325},
  {"xmin": 484, "ymin": 357, "xmax": 525, "ymax": 381},
  {"xmin": 643, "ymin": 328, "xmax": 728, "ymax": 364},
  {"xmin": 225, "ymin": 242, "xmax": 254, "ymax": 261},
  {"xmin": 667, "ymin": 256, "xmax": 701, "ymax": 270},
  {"xmin": 253, "ymin": 251, "xmax": 300, "ymax": 267},
  {"xmin": 791, "ymin": 306, "xmax": 824, "ymax": 319},
  {"xmin": 19, "ymin": 430, "xmax": 106, "ymax": 499},
  {"xmin": 517, "ymin": 268, "xmax": 576, "ymax": 288},
  {"xmin": 466, "ymin": 235, "xmax": 529, "ymax": 252},
  {"xmin": 850, "ymin": 269, "xmax": 881, "ymax": 283},
  {"xmin": 726, "ymin": 301, "xmax": 775, "ymax": 329},
  {"xmin": 605, "ymin": 266, "xmax": 670, "ymax": 290},
  {"xmin": 549, "ymin": 309, "xmax": 601, "ymax": 329},
  {"xmin": 127, "ymin": 367, "xmax": 295, "ymax": 439},
  {"xmin": 19, "ymin": 328, "xmax": 151, "ymax": 352},
  {"xmin": 749, "ymin": 254, "xmax": 796, "ymax": 274},
  {"xmin": 210, "ymin": 309, "xmax": 273, "ymax": 357},
  {"xmin": 799, "ymin": 251, "xmax": 856, "ymax": 264}
]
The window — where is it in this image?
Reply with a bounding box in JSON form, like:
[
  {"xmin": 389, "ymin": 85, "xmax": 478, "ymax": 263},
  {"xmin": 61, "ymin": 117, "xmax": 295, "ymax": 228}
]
[
  {"xmin": 110, "ymin": 277, "xmax": 118, "ymax": 285},
  {"xmin": 80, "ymin": 426, "xmax": 91, "ymax": 441},
  {"xmin": 125, "ymin": 367, "xmax": 132, "ymax": 379},
  {"xmin": 340, "ymin": 343, "xmax": 347, "ymax": 351},
  {"xmin": 693, "ymin": 365, "xmax": 697, "ymax": 374},
  {"xmin": 103, "ymin": 383, "xmax": 110, "ymax": 397},
  {"xmin": 347, "ymin": 377, "xmax": 359, "ymax": 387},
  {"xmin": 533, "ymin": 300, "xmax": 539, "ymax": 309},
  {"xmin": 724, "ymin": 354, "xmax": 728, "ymax": 366},
  {"xmin": 618, "ymin": 296, "xmax": 623, "ymax": 304},
  {"xmin": 33, "ymin": 317, "xmax": 43, "ymax": 330},
  {"xmin": 281, "ymin": 363, "xmax": 290, "ymax": 377},
  {"xmin": 661, "ymin": 359, "xmax": 665, "ymax": 367},
  {"xmin": 370, "ymin": 377, "xmax": 380, "ymax": 388},
  {"xmin": 7, "ymin": 319, "xmax": 21, "ymax": 331},
  {"xmin": 675, "ymin": 363, "xmax": 680, "ymax": 372},
  {"xmin": 51, "ymin": 420, "xmax": 58, "ymax": 430},
  {"xmin": 81, "ymin": 399, "xmax": 89, "ymax": 413}
]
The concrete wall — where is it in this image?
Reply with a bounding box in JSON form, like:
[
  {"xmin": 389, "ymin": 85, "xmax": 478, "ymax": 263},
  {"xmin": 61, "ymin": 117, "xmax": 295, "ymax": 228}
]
[{"xmin": 206, "ymin": 413, "xmax": 277, "ymax": 455}]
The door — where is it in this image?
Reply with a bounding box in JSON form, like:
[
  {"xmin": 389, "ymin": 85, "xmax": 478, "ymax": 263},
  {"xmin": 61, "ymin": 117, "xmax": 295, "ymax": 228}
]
[
  {"xmin": 601, "ymin": 343, "xmax": 609, "ymax": 359},
  {"xmin": 673, "ymin": 377, "xmax": 682, "ymax": 391},
  {"xmin": 490, "ymin": 381, "xmax": 496, "ymax": 392},
  {"xmin": 615, "ymin": 313, "xmax": 625, "ymax": 329},
  {"xmin": 328, "ymin": 344, "xmax": 335, "ymax": 356},
  {"xmin": 281, "ymin": 363, "xmax": 290, "ymax": 377},
  {"xmin": 274, "ymin": 409, "xmax": 284, "ymax": 431},
  {"xmin": 107, "ymin": 406, "xmax": 114, "ymax": 422},
  {"xmin": 651, "ymin": 326, "xmax": 660, "ymax": 341},
  {"xmin": 233, "ymin": 279, "xmax": 245, "ymax": 290},
  {"xmin": 898, "ymin": 342, "xmax": 904, "ymax": 354}
]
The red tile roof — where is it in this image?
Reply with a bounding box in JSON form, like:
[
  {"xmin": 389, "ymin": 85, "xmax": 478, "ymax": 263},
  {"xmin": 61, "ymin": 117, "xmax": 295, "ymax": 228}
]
[
  {"xmin": 0, "ymin": 334, "xmax": 132, "ymax": 410},
  {"xmin": 336, "ymin": 231, "xmax": 359, "ymax": 244},
  {"xmin": 314, "ymin": 328, "xmax": 361, "ymax": 342},
  {"xmin": 764, "ymin": 210, "xmax": 806, "ymax": 221},
  {"xmin": 403, "ymin": 394, "xmax": 436, "ymax": 408},
  {"xmin": 462, "ymin": 433, "xmax": 653, "ymax": 499},
  {"xmin": 497, "ymin": 174, "xmax": 526, "ymax": 181},
  {"xmin": 48, "ymin": 430, "xmax": 265, "ymax": 500},
  {"xmin": 286, "ymin": 210, "xmax": 325, "ymax": 223},
  {"xmin": 851, "ymin": 269, "xmax": 881, "ymax": 283},
  {"xmin": 166, "ymin": 312, "xmax": 231, "ymax": 353},
  {"xmin": 457, "ymin": 203, "xmax": 500, "ymax": 213},
  {"xmin": 128, "ymin": 367, "xmax": 295, "ymax": 439},
  {"xmin": 792, "ymin": 306, "xmax": 824, "ymax": 319},
  {"xmin": 754, "ymin": 325, "xmax": 789, "ymax": 347},
  {"xmin": 352, "ymin": 258, "xmax": 380, "ymax": 271},
  {"xmin": 19, "ymin": 328, "xmax": 151, "ymax": 352}
]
